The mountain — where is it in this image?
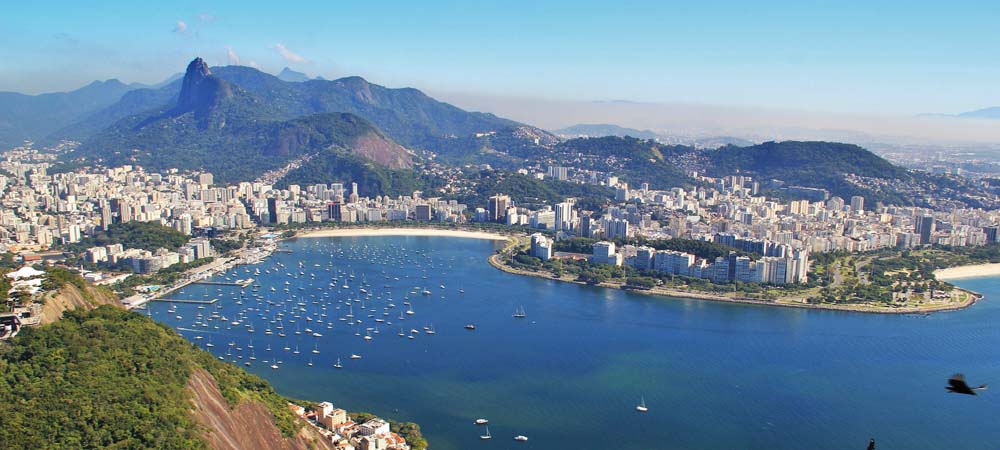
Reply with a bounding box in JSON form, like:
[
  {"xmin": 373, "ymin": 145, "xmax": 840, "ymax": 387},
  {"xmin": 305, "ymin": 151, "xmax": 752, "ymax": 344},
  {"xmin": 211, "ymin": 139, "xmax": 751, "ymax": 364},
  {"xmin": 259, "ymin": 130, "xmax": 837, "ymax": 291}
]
[
  {"xmin": 276, "ymin": 67, "xmax": 311, "ymax": 82},
  {"xmin": 76, "ymin": 58, "xmax": 414, "ymax": 187},
  {"xmin": 957, "ymin": 107, "xmax": 1000, "ymax": 120},
  {"xmin": 553, "ymin": 123, "xmax": 660, "ymax": 140},
  {"xmin": 0, "ymin": 79, "xmax": 139, "ymax": 148},
  {"xmin": 59, "ymin": 62, "xmax": 551, "ymax": 163}
]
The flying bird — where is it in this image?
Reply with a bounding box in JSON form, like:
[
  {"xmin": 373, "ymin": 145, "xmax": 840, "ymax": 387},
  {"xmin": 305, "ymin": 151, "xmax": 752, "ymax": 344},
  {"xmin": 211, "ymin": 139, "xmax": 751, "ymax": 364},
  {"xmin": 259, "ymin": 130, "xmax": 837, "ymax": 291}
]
[{"xmin": 946, "ymin": 374, "xmax": 988, "ymax": 395}]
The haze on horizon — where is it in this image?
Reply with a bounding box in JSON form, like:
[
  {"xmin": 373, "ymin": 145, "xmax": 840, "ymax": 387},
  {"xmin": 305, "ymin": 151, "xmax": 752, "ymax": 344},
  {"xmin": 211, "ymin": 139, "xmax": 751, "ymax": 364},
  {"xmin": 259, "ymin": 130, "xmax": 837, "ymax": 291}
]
[{"xmin": 3, "ymin": 0, "xmax": 1000, "ymax": 146}]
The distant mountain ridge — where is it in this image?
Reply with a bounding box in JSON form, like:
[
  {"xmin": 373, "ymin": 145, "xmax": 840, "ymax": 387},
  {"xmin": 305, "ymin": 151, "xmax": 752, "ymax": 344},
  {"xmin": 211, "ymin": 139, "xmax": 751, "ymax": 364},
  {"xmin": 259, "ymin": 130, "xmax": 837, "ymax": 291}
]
[
  {"xmin": 77, "ymin": 58, "xmax": 414, "ymax": 189},
  {"xmin": 0, "ymin": 80, "xmax": 140, "ymax": 148},
  {"xmin": 55, "ymin": 63, "xmax": 545, "ymax": 162},
  {"xmin": 553, "ymin": 123, "xmax": 660, "ymax": 139},
  {"xmin": 958, "ymin": 107, "xmax": 1000, "ymax": 120},
  {"xmin": 276, "ymin": 67, "xmax": 311, "ymax": 82}
]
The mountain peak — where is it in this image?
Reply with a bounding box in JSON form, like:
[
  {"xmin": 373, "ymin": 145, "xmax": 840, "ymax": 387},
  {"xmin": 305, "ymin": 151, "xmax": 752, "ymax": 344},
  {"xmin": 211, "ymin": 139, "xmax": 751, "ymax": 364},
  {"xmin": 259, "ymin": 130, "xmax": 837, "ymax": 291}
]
[
  {"xmin": 176, "ymin": 57, "xmax": 232, "ymax": 114},
  {"xmin": 277, "ymin": 67, "xmax": 310, "ymax": 82},
  {"xmin": 186, "ymin": 57, "xmax": 211, "ymax": 80}
]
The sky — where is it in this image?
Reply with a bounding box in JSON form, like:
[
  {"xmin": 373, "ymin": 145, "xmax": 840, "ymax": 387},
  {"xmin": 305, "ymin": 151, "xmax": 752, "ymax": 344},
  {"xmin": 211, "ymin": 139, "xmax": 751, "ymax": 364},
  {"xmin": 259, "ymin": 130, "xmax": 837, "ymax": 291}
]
[{"xmin": 2, "ymin": 0, "xmax": 1000, "ymax": 117}]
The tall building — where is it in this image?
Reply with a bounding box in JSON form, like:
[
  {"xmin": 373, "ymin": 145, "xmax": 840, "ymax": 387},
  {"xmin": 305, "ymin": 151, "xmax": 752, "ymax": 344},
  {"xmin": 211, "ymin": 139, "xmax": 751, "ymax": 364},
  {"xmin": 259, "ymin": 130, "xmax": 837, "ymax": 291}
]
[
  {"xmin": 267, "ymin": 198, "xmax": 278, "ymax": 224},
  {"xmin": 984, "ymin": 226, "xmax": 999, "ymax": 243},
  {"xmin": 915, "ymin": 214, "xmax": 935, "ymax": 245},
  {"xmin": 850, "ymin": 196, "xmax": 865, "ymax": 214},
  {"xmin": 327, "ymin": 201, "xmax": 342, "ymax": 221},
  {"xmin": 488, "ymin": 194, "xmax": 511, "ymax": 223},
  {"xmin": 555, "ymin": 202, "xmax": 575, "ymax": 232},
  {"xmin": 415, "ymin": 204, "xmax": 432, "ymax": 221}
]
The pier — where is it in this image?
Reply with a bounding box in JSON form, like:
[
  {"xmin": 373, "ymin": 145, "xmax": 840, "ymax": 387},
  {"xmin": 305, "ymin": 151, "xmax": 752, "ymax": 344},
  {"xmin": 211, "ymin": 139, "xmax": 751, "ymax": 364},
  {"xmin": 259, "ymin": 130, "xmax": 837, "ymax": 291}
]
[
  {"xmin": 191, "ymin": 278, "xmax": 255, "ymax": 288},
  {"xmin": 151, "ymin": 298, "xmax": 219, "ymax": 304}
]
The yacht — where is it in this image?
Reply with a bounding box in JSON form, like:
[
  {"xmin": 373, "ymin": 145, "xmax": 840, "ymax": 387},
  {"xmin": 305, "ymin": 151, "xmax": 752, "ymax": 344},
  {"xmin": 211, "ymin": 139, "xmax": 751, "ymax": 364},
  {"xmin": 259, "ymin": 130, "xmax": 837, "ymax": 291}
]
[
  {"xmin": 334, "ymin": 358, "xmax": 343, "ymax": 369},
  {"xmin": 480, "ymin": 426, "xmax": 492, "ymax": 440},
  {"xmin": 636, "ymin": 397, "xmax": 648, "ymax": 412},
  {"xmin": 475, "ymin": 419, "xmax": 488, "ymax": 425},
  {"xmin": 350, "ymin": 354, "xmax": 362, "ymax": 359},
  {"xmin": 513, "ymin": 306, "xmax": 527, "ymax": 318},
  {"xmin": 514, "ymin": 435, "xmax": 529, "ymax": 442}
]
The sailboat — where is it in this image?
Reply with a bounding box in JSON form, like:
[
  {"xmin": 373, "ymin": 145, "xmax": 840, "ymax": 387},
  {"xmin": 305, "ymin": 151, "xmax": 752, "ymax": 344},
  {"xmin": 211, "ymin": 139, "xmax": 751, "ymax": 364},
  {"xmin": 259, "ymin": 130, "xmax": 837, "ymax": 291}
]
[
  {"xmin": 513, "ymin": 306, "xmax": 527, "ymax": 318},
  {"xmin": 636, "ymin": 397, "xmax": 648, "ymax": 412},
  {"xmin": 334, "ymin": 358, "xmax": 343, "ymax": 369},
  {"xmin": 480, "ymin": 426, "xmax": 492, "ymax": 440}
]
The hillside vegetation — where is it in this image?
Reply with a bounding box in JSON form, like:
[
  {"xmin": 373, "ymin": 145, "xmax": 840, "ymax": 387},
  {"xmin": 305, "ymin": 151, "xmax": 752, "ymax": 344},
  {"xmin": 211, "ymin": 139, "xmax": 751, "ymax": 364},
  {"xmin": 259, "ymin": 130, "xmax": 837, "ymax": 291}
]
[{"xmin": 0, "ymin": 306, "xmax": 304, "ymax": 449}]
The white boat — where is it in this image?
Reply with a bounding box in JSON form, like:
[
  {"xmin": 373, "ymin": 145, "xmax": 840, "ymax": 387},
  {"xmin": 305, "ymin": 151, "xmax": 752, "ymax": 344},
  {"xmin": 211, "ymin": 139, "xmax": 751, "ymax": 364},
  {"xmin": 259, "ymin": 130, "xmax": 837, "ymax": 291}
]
[
  {"xmin": 513, "ymin": 306, "xmax": 526, "ymax": 318},
  {"xmin": 475, "ymin": 418, "xmax": 488, "ymax": 425},
  {"xmin": 480, "ymin": 426, "xmax": 492, "ymax": 440},
  {"xmin": 334, "ymin": 358, "xmax": 343, "ymax": 369},
  {"xmin": 514, "ymin": 435, "xmax": 528, "ymax": 442},
  {"xmin": 636, "ymin": 397, "xmax": 648, "ymax": 412},
  {"xmin": 350, "ymin": 354, "xmax": 362, "ymax": 359}
]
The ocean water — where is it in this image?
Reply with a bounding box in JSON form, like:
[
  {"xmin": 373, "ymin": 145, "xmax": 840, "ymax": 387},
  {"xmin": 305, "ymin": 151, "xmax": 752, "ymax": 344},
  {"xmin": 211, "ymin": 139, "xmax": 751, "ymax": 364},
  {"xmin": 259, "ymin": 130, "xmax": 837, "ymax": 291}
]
[{"xmin": 149, "ymin": 236, "xmax": 1000, "ymax": 450}]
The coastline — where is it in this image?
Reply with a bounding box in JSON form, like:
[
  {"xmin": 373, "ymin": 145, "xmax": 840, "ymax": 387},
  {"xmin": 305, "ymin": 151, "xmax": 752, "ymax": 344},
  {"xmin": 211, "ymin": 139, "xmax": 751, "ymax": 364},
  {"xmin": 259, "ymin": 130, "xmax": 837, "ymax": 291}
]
[
  {"xmin": 488, "ymin": 251, "xmax": 980, "ymax": 315},
  {"xmin": 935, "ymin": 263, "xmax": 1000, "ymax": 281},
  {"xmin": 295, "ymin": 227, "xmax": 508, "ymax": 241}
]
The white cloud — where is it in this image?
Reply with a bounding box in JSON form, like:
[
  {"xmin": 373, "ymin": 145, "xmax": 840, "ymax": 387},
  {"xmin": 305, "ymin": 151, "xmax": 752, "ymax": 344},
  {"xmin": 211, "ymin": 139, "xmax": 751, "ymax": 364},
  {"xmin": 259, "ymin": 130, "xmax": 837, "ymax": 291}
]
[
  {"xmin": 248, "ymin": 60, "xmax": 261, "ymax": 69},
  {"xmin": 172, "ymin": 20, "xmax": 188, "ymax": 34},
  {"xmin": 272, "ymin": 43, "xmax": 306, "ymax": 63},
  {"xmin": 226, "ymin": 46, "xmax": 241, "ymax": 65}
]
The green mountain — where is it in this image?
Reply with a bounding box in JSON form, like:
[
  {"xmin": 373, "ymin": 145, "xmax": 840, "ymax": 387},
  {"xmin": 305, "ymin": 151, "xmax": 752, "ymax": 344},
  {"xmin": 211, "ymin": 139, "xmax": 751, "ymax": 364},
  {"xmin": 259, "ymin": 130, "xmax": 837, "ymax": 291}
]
[
  {"xmin": 60, "ymin": 62, "xmax": 551, "ymax": 164},
  {"xmin": 75, "ymin": 58, "xmax": 413, "ymax": 186},
  {"xmin": 0, "ymin": 79, "xmax": 139, "ymax": 149},
  {"xmin": 547, "ymin": 136, "xmax": 695, "ymax": 189}
]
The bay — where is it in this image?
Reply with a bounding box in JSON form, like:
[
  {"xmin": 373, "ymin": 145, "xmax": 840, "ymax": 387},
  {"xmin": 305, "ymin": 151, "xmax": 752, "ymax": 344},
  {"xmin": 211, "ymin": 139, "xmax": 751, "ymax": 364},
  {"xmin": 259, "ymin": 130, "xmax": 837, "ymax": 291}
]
[{"xmin": 149, "ymin": 236, "xmax": 1000, "ymax": 450}]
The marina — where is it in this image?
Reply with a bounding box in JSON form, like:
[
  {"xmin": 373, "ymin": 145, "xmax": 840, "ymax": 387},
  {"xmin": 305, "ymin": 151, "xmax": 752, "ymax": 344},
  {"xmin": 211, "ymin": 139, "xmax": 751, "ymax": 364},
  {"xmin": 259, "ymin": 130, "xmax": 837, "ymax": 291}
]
[{"xmin": 147, "ymin": 235, "xmax": 1000, "ymax": 450}]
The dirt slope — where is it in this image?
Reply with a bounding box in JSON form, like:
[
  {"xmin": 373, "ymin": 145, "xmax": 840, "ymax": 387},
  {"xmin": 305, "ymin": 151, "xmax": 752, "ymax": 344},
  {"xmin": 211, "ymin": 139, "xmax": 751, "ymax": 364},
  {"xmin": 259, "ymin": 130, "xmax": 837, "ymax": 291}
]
[
  {"xmin": 39, "ymin": 282, "xmax": 120, "ymax": 325},
  {"xmin": 187, "ymin": 368, "xmax": 334, "ymax": 450}
]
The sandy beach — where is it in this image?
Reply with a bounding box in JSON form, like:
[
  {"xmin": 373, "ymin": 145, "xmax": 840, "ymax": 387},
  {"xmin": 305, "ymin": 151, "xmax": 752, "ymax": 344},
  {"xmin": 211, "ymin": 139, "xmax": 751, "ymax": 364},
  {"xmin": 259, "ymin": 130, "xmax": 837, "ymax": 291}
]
[
  {"xmin": 296, "ymin": 227, "xmax": 509, "ymax": 241},
  {"xmin": 935, "ymin": 263, "xmax": 1000, "ymax": 281}
]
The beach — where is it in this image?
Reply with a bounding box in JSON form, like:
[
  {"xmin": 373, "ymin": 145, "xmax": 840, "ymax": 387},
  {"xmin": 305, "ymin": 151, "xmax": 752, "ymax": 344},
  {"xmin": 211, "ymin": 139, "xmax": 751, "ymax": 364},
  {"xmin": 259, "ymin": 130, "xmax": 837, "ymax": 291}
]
[
  {"xmin": 935, "ymin": 263, "xmax": 1000, "ymax": 281},
  {"xmin": 296, "ymin": 227, "xmax": 509, "ymax": 241}
]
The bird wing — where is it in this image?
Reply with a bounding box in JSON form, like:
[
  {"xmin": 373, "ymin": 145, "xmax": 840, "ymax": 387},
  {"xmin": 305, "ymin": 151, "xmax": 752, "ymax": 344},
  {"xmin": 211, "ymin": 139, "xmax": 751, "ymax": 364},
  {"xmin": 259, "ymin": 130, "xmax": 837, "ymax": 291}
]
[{"xmin": 949, "ymin": 374, "xmax": 968, "ymax": 389}]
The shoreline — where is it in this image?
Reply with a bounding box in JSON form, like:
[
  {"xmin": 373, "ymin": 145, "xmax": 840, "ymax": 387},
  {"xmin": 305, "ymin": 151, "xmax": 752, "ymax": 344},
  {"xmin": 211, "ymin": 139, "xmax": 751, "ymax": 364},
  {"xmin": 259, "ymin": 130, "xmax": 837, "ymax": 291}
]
[
  {"xmin": 295, "ymin": 227, "xmax": 509, "ymax": 241},
  {"xmin": 488, "ymin": 251, "xmax": 981, "ymax": 315},
  {"xmin": 934, "ymin": 263, "xmax": 1000, "ymax": 281}
]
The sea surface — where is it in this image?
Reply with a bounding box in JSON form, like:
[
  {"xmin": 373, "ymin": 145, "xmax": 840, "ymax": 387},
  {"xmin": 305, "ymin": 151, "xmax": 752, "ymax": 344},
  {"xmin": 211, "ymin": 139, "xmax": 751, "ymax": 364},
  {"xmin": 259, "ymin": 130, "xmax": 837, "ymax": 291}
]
[{"xmin": 148, "ymin": 236, "xmax": 1000, "ymax": 450}]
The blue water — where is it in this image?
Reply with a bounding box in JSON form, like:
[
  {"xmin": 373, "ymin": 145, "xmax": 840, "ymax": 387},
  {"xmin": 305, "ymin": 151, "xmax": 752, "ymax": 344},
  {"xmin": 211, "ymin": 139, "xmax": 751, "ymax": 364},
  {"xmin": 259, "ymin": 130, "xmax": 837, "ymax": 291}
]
[{"xmin": 149, "ymin": 236, "xmax": 1000, "ymax": 450}]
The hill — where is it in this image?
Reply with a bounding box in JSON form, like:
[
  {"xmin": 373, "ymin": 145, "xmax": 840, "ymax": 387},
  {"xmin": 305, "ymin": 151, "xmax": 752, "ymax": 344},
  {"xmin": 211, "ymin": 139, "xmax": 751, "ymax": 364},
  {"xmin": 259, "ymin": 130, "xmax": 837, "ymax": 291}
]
[
  {"xmin": 547, "ymin": 136, "xmax": 696, "ymax": 189},
  {"xmin": 0, "ymin": 305, "xmax": 332, "ymax": 449},
  {"xmin": 700, "ymin": 141, "xmax": 979, "ymax": 207},
  {"xmin": 0, "ymin": 80, "xmax": 139, "ymax": 149},
  {"xmin": 75, "ymin": 58, "xmax": 414, "ymax": 186}
]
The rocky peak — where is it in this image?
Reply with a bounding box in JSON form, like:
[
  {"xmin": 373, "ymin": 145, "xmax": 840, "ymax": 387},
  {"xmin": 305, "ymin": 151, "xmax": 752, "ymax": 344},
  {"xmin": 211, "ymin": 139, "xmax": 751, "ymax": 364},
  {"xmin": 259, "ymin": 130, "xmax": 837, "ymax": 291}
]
[{"xmin": 176, "ymin": 57, "xmax": 231, "ymax": 113}]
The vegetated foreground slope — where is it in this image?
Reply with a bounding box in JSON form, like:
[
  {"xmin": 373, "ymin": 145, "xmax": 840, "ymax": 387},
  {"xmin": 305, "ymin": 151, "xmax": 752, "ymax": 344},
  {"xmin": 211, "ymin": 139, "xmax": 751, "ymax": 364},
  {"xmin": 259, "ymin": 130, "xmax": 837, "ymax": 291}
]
[{"xmin": 0, "ymin": 306, "xmax": 327, "ymax": 449}]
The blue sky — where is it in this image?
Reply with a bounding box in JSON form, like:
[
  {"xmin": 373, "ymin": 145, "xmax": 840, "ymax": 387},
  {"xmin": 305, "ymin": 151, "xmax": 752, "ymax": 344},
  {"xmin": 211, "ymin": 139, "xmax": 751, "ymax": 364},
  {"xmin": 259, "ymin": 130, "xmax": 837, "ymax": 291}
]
[{"xmin": 2, "ymin": 0, "xmax": 999, "ymax": 115}]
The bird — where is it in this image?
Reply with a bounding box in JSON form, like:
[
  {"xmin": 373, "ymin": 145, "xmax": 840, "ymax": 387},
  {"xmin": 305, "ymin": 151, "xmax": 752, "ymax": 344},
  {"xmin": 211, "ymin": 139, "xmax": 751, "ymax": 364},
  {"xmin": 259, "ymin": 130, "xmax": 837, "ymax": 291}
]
[
  {"xmin": 946, "ymin": 374, "xmax": 988, "ymax": 395},
  {"xmin": 866, "ymin": 438, "xmax": 875, "ymax": 450}
]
